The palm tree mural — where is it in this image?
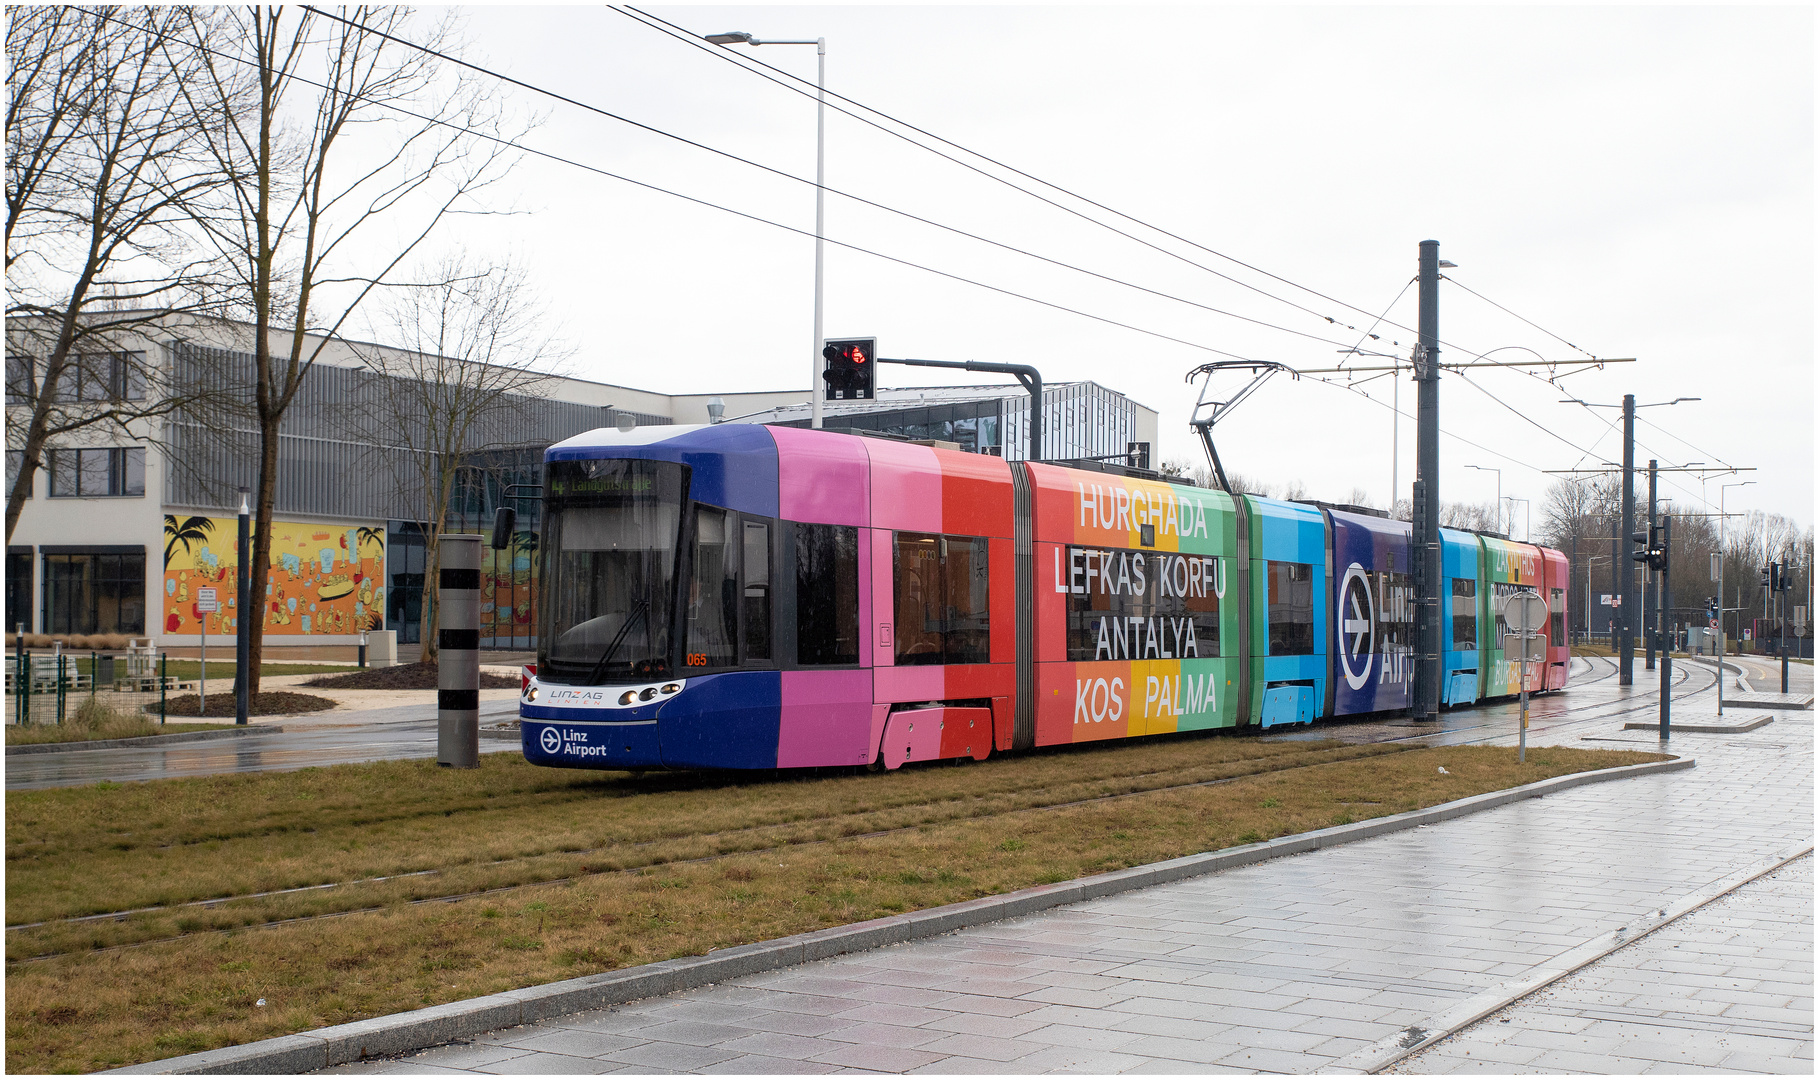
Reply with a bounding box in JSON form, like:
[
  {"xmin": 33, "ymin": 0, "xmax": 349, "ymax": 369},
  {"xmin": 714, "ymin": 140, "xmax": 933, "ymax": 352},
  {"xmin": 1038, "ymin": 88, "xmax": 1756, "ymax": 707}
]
[
  {"xmin": 163, "ymin": 515, "xmax": 215, "ymax": 568},
  {"xmin": 356, "ymin": 526, "xmax": 384, "ymax": 558}
]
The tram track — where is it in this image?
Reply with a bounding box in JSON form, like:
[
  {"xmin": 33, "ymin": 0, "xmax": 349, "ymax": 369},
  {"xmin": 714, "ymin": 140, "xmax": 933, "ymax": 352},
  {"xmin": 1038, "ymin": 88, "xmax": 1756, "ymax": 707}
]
[
  {"xmin": 12, "ymin": 660, "xmax": 1715, "ymax": 966},
  {"xmin": 8, "ymin": 740, "xmax": 1427, "ymax": 963},
  {"xmin": 1368, "ymin": 653, "xmax": 1719, "ymax": 751}
]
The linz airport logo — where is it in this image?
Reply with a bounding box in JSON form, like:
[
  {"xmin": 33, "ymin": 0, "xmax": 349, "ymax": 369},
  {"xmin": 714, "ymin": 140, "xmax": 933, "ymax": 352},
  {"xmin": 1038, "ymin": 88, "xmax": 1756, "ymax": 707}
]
[
  {"xmin": 1339, "ymin": 563, "xmax": 1375, "ymax": 691},
  {"xmin": 538, "ymin": 724, "xmax": 616, "ymax": 760}
]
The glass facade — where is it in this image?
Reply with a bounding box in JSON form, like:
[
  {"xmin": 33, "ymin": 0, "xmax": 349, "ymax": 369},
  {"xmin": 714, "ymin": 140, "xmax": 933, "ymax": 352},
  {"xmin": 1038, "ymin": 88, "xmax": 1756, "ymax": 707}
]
[{"xmin": 41, "ymin": 547, "xmax": 146, "ymax": 635}]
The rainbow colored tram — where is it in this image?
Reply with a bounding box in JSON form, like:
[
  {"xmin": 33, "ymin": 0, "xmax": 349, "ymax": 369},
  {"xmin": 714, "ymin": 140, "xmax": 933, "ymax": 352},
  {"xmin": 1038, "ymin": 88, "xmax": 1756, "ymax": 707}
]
[{"xmin": 520, "ymin": 424, "xmax": 1569, "ymax": 772}]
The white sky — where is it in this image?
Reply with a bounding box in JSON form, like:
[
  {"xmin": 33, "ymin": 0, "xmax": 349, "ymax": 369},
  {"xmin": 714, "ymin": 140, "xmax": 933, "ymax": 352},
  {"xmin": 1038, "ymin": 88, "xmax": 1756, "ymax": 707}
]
[{"xmin": 404, "ymin": 4, "xmax": 1813, "ymax": 536}]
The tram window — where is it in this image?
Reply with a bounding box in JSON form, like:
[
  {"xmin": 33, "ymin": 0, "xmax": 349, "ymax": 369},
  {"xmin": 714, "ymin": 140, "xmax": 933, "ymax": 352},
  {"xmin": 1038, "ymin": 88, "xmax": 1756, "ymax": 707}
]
[
  {"xmin": 1550, "ymin": 588, "xmax": 1565, "ymax": 644},
  {"xmin": 1267, "ymin": 560, "xmax": 1314, "ymax": 656},
  {"xmin": 1063, "ymin": 546, "xmax": 1220, "ymax": 662},
  {"xmin": 687, "ymin": 507, "xmax": 739, "ymax": 668},
  {"xmin": 742, "ymin": 520, "xmax": 772, "ymax": 661},
  {"xmin": 893, "ymin": 532, "xmax": 990, "ymax": 666},
  {"xmin": 796, "ymin": 523, "xmax": 859, "ymax": 665},
  {"xmin": 1452, "ymin": 577, "xmax": 1477, "ymax": 651}
]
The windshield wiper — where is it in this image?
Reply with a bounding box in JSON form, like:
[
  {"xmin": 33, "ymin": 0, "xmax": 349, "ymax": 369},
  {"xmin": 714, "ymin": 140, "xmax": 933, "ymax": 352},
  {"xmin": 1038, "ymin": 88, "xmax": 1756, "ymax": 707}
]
[{"xmin": 586, "ymin": 599, "xmax": 650, "ymax": 686}]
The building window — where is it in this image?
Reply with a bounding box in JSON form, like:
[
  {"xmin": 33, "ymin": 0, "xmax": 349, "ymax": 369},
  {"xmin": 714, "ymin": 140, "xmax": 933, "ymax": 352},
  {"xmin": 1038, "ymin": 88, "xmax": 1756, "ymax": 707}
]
[
  {"xmin": 794, "ymin": 523, "xmax": 859, "ymax": 666},
  {"xmin": 47, "ymin": 447, "xmax": 144, "ymax": 497},
  {"xmin": 893, "ymin": 532, "xmax": 990, "ymax": 666},
  {"xmin": 1266, "ymin": 560, "xmax": 1314, "ymax": 656},
  {"xmin": 5, "ymin": 451, "xmax": 28, "ymax": 499},
  {"xmin": 1550, "ymin": 588, "xmax": 1566, "ymax": 645},
  {"xmin": 6, "ymin": 547, "xmax": 32, "ymax": 633},
  {"xmin": 5, "ymin": 353, "xmax": 33, "ymax": 405},
  {"xmin": 50, "ymin": 351, "xmax": 146, "ymax": 402},
  {"xmin": 42, "ymin": 547, "xmax": 146, "ymax": 635}
]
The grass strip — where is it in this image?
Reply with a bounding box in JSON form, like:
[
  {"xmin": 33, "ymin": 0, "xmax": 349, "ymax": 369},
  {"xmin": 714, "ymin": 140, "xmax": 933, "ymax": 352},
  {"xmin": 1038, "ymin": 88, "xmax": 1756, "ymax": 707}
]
[
  {"xmin": 4, "ymin": 739, "xmax": 1666, "ymax": 1074},
  {"xmin": 4, "ymin": 700, "xmax": 239, "ymax": 746}
]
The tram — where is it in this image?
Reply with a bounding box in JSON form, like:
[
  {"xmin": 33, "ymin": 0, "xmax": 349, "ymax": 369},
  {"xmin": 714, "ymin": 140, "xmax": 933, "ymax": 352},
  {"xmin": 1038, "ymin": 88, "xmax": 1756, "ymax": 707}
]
[{"xmin": 518, "ymin": 423, "xmax": 1569, "ymax": 772}]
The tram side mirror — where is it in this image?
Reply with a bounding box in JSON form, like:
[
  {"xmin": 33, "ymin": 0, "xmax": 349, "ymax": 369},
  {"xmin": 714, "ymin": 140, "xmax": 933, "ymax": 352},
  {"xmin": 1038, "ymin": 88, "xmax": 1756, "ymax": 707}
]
[{"xmin": 491, "ymin": 506, "xmax": 516, "ymax": 549}]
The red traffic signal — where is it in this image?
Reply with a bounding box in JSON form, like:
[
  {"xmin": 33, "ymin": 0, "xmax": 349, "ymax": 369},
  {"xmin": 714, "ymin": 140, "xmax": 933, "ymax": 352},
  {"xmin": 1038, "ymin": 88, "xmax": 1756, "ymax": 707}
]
[{"xmin": 821, "ymin": 338, "xmax": 876, "ymax": 401}]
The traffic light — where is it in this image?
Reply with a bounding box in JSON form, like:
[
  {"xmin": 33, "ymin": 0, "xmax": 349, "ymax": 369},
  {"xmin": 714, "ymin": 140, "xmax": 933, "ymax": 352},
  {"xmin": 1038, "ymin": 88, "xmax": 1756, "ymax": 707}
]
[
  {"xmin": 1632, "ymin": 525, "xmax": 1666, "ymax": 571},
  {"xmin": 1707, "ymin": 597, "xmax": 1719, "ymax": 620},
  {"xmin": 821, "ymin": 338, "xmax": 876, "ymax": 401},
  {"xmin": 1760, "ymin": 565, "xmax": 1771, "ymax": 588}
]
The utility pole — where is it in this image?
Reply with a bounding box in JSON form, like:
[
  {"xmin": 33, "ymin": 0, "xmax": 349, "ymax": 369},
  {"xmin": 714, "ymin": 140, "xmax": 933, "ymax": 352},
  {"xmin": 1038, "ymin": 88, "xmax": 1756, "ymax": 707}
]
[
  {"xmin": 1658, "ymin": 513, "xmax": 1672, "ymax": 738},
  {"xmin": 1619, "ymin": 394, "xmax": 1636, "ymax": 685},
  {"xmin": 1645, "ymin": 460, "xmax": 1658, "ymax": 671},
  {"xmin": 1412, "ymin": 240, "xmax": 1443, "ymax": 722}
]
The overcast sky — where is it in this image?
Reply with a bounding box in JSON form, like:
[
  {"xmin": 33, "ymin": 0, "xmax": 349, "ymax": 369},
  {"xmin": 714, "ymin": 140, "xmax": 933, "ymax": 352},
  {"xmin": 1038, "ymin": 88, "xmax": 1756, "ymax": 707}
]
[{"xmin": 410, "ymin": 4, "xmax": 1812, "ymax": 536}]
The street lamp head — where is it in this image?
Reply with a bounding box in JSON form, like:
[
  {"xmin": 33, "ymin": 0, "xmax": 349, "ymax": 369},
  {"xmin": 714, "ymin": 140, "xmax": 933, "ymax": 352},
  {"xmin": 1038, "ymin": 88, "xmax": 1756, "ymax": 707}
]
[
  {"xmin": 705, "ymin": 30, "xmax": 754, "ymax": 44},
  {"xmin": 1437, "ymin": 260, "xmax": 1458, "ymax": 268}
]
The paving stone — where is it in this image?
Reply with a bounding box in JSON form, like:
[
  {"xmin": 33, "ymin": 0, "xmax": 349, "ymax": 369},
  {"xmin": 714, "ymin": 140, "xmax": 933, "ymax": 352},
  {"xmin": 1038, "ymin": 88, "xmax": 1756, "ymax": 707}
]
[
  {"xmin": 697, "ymin": 1053, "xmax": 843, "ymax": 1074},
  {"xmin": 476, "ymin": 1051, "xmax": 621, "ymax": 1074},
  {"xmin": 805, "ymin": 1045, "xmax": 946, "ymax": 1073},
  {"xmin": 603, "ymin": 1043, "xmax": 740, "ymax": 1071},
  {"xmin": 817, "ymin": 1022, "xmax": 946, "ymax": 1049}
]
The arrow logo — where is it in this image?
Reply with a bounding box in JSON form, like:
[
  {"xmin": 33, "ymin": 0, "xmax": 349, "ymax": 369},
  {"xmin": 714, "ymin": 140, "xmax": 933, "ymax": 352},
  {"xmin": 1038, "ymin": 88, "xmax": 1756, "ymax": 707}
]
[{"xmin": 1339, "ymin": 563, "xmax": 1375, "ymax": 691}]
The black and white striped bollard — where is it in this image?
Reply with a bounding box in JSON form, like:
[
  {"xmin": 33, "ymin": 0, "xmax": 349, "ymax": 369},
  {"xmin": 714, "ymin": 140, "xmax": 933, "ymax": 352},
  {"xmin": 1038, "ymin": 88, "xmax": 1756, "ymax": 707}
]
[{"xmin": 437, "ymin": 534, "xmax": 481, "ymax": 768}]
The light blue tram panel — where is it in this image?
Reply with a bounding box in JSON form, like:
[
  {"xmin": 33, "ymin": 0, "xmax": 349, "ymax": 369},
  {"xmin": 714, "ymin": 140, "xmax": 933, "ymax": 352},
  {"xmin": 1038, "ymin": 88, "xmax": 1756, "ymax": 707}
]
[
  {"xmin": 1245, "ymin": 496, "xmax": 1328, "ymax": 728},
  {"xmin": 1439, "ymin": 527, "xmax": 1482, "ymax": 706}
]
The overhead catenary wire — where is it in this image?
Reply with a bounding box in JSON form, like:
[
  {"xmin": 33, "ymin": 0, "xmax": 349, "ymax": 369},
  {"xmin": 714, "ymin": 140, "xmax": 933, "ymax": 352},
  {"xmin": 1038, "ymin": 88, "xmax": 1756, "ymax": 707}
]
[
  {"xmin": 296, "ymin": 5, "xmax": 1393, "ymax": 357},
  {"xmin": 1441, "ymin": 274, "xmax": 1599, "ymax": 361},
  {"xmin": 613, "ymin": 4, "xmax": 1426, "ymax": 349},
  {"xmin": 136, "ymin": 11, "xmax": 1292, "ymax": 370}
]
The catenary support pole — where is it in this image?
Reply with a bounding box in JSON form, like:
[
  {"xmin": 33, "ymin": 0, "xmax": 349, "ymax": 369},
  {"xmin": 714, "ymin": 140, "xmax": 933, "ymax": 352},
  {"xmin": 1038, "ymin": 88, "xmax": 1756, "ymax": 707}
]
[
  {"xmin": 1645, "ymin": 460, "xmax": 1657, "ymax": 671},
  {"xmin": 1659, "ymin": 513, "xmax": 1672, "ymax": 739},
  {"xmin": 1618, "ymin": 393, "xmax": 1636, "ymax": 685},
  {"xmin": 1412, "ymin": 240, "xmax": 1442, "ymax": 721},
  {"xmin": 437, "ymin": 534, "xmax": 482, "ymax": 768}
]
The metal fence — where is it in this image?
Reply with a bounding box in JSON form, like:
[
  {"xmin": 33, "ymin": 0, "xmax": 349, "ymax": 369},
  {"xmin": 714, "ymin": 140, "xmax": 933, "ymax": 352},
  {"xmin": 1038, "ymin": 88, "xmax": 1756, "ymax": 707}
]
[{"xmin": 8, "ymin": 648, "xmax": 189, "ymax": 727}]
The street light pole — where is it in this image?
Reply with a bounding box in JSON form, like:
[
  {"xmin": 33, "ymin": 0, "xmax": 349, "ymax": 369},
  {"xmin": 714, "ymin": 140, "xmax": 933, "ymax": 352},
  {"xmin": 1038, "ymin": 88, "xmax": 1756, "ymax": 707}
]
[
  {"xmin": 707, "ymin": 29, "xmax": 827, "ymax": 429},
  {"xmin": 1717, "ymin": 480, "xmax": 1754, "ymax": 715}
]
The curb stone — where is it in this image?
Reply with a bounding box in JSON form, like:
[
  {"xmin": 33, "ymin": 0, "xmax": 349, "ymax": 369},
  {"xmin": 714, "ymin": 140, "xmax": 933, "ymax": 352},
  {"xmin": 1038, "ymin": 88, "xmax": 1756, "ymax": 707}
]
[
  {"xmin": 106, "ymin": 756, "xmax": 1694, "ymax": 1075},
  {"xmin": 6, "ymin": 725, "xmax": 284, "ymax": 756}
]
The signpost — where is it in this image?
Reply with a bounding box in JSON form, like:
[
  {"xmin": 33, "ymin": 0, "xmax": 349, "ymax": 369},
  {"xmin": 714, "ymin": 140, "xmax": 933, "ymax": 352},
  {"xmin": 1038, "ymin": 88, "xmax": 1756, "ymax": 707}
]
[
  {"xmin": 1502, "ymin": 590, "xmax": 1547, "ymax": 764},
  {"xmin": 195, "ymin": 587, "xmax": 219, "ymax": 713}
]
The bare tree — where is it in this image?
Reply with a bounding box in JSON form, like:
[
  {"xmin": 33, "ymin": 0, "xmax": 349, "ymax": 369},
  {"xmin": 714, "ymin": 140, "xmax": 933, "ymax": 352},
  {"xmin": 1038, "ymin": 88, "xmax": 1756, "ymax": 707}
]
[
  {"xmin": 352, "ymin": 253, "xmax": 563, "ymax": 662},
  {"xmin": 4, "ymin": 6, "xmax": 238, "ymax": 543},
  {"xmin": 172, "ymin": 6, "xmax": 524, "ymax": 693},
  {"xmin": 1439, "ymin": 501, "xmax": 1500, "ymax": 533}
]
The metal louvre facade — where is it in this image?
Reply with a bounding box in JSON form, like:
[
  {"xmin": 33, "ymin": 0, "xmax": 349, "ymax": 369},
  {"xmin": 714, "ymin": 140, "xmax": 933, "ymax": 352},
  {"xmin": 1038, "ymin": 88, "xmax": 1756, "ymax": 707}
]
[
  {"xmin": 161, "ymin": 341, "xmax": 668, "ymax": 520},
  {"xmin": 1001, "ymin": 381, "xmax": 1138, "ymax": 463}
]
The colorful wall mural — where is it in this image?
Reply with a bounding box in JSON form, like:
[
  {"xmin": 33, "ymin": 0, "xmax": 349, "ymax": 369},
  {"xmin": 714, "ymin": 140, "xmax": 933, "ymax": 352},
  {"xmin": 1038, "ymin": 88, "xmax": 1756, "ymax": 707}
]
[
  {"xmin": 162, "ymin": 515, "xmax": 386, "ymax": 637},
  {"xmin": 481, "ymin": 534, "xmax": 539, "ymax": 646}
]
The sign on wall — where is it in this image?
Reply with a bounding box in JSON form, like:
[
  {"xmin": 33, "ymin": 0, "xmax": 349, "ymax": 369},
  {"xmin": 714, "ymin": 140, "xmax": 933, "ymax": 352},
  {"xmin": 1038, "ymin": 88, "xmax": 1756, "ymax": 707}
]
[{"xmin": 162, "ymin": 515, "xmax": 385, "ymax": 637}]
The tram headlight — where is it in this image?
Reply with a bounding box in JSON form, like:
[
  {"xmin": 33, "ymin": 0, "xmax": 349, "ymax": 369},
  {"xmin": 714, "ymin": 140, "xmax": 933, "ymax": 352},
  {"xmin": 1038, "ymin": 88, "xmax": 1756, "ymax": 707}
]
[
  {"xmin": 660, "ymin": 683, "xmax": 681, "ymax": 695},
  {"xmin": 619, "ymin": 690, "xmax": 638, "ymax": 706},
  {"xmin": 639, "ymin": 687, "xmax": 657, "ymax": 702},
  {"xmin": 525, "ymin": 685, "xmax": 539, "ymax": 702}
]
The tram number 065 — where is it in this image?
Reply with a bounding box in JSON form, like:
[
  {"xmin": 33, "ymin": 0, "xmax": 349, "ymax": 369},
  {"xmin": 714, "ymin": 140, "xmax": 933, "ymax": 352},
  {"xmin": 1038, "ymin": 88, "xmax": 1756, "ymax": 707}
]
[{"xmin": 684, "ymin": 653, "xmax": 708, "ymax": 667}]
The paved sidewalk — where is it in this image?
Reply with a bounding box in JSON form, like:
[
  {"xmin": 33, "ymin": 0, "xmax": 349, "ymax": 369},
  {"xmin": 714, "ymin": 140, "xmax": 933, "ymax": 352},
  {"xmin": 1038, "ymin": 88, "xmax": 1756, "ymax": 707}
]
[
  {"xmin": 1389, "ymin": 855, "xmax": 1813, "ymax": 1074},
  {"xmin": 322, "ymin": 710, "xmax": 1813, "ymax": 1075}
]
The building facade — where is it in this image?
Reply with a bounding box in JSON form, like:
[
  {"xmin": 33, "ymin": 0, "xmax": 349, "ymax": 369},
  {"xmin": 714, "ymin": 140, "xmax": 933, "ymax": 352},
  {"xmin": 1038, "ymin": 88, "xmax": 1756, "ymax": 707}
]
[{"xmin": 6, "ymin": 313, "xmax": 1158, "ymax": 654}]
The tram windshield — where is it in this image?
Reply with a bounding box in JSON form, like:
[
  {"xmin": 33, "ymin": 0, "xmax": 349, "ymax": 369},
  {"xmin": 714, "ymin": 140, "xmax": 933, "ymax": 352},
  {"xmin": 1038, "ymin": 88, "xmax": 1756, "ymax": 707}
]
[{"xmin": 539, "ymin": 459, "xmax": 685, "ymax": 684}]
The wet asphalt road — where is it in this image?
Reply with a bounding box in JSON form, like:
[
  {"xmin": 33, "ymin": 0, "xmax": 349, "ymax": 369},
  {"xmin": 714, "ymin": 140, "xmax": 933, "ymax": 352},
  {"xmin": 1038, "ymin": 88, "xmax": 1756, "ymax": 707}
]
[
  {"xmin": 4, "ymin": 697, "xmax": 522, "ymax": 791},
  {"xmin": 6, "ymin": 655, "xmax": 1806, "ymax": 791}
]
